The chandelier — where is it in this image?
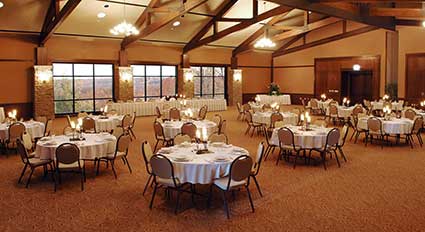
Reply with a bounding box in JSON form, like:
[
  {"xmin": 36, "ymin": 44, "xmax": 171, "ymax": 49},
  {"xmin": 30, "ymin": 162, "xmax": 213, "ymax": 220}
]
[
  {"xmin": 110, "ymin": 0, "xmax": 139, "ymax": 36},
  {"xmin": 254, "ymin": 36, "xmax": 276, "ymax": 48}
]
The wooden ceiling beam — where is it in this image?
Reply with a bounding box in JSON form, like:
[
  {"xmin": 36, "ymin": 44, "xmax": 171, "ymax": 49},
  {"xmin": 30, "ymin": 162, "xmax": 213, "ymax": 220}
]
[
  {"xmin": 273, "ymin": 25, "xmax": 378, "ymax": 57},
  {"xmin": 396, "ymin": 19, "xmax": 424, "ymax": 26},
  {"xmin": 370, "ymin": 8, "xmax": 425, "ymax": 18},
  {"xmin": 184, "ymin": 5, "xmax": 292, "ymax": 53},
  {"xmin": 266, "ymin": 0, "xmax": 395, "ymax": 30},
  {"xmin": 121, "ymin": 0, "xmax": 207, "ymax": 49},
  {"xmin": 39, "ymin": 0, "xmax": 81, "ymax": 46},
  {"xmin": 134, "ymin": 0, "xmax": 162, "ymax": 28},
  {"xmin": 272, "ymin": 34, "xmax": 305, "ymax": 57},
  {"xmin": 273, "ymin": 17, "xmax": 341, "ymax": 41}
]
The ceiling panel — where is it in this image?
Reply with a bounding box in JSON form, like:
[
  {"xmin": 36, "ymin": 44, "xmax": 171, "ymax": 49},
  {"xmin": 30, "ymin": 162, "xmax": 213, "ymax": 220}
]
[{"xmin": 0, "ymin": 0, "xmax": 50, "ymax": 32}]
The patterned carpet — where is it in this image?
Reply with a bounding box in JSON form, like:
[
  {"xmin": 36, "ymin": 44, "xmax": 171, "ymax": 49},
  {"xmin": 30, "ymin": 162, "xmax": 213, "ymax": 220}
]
[{"xmin": 1, "ymin": 107, "xmax": 425, "ymax": 231}]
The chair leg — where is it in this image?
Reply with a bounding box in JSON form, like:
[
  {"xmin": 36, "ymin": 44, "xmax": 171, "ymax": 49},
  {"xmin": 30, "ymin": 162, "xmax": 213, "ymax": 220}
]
[
  {"xmin": 221, "ymin": 190, "xmax": 230, "ymax": 219},
  {"xmin": 154, "ymin": 140, "xmax": 159, "ymax": 152},
  {"xmin": 252, "ymin": 175, "xmax": 263, "ymax": 197},
  {"xmin": 18, "ymin": 163, "xmax": 28, "ymax": 184},
  {"xmin": 174, "ymin": 188, "xmax": 181, "ymax": 215},
  {"xmin": 207, "ymin": 184, "xmax": 213, "ymax": 208},
  {"xmin": 124, "ymin": 156, "xmax": 132, "ymax": 173},
  {"xmin": 338, "ymin": 147, "xmax": 347, "ymax": 162},
  {"xmin": 246, "ymin": 185, "xmax": 255, "ymax": 213},
  {"xmin": 25, "ymin": 168, "xmax": 34, "ymax": 188},
  {"xmin": 293, "ymin": 150, "xmax": 299, "ymax": 169},
  {"xmin": 143, "ymin": 175, "xmax": 153, "ymax": 196},
  {"xmin": 80, "ymin": 169, "xmax": 85, "ymax": 191},
  {"xmin": 334, "ymin": 150, "xmax": 341, "ymax": 168},
  {"xmin": 110, "ymin": 160, "xmax": 118, "ymax": 179},
  {"xmin": 321, "ymin": 152, "xmax": 327, "ymax": 170},
  {"xmin": 149, "ymin": 182, "xmax": 158, "ymax": 209}
]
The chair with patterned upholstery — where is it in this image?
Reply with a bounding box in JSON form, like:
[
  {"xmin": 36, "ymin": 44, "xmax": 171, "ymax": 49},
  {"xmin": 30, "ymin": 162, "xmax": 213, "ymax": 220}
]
[
  {"xmin": 96, "ymin": 134, "xmax": 132, "ymax": 178},
  {"xmin": 54, "ymin": 143, "xmax": 85, "ymax": 191}
]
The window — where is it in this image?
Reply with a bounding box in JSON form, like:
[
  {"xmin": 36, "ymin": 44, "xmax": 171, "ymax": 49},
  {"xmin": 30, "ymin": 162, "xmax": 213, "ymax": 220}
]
[
  {"xmin": 192, "ymin": 66, "xmax": 226, "ymax": 99},
  {"xmin": 132, "ymin": 65, "xmax": 177, "ymax": 100},
  {"xmin": 53, "ymin": 63, "xmax": 113, "ymax": 114}
]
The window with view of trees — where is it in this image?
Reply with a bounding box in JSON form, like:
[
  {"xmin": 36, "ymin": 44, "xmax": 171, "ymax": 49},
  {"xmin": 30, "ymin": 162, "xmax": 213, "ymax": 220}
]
[
  {"xmin": 53, "ymin": 63, "xmax": 113, "ymax": 114},
  {"xmin": 132, "ymin": 65, "xmax": 177, "ymax": 100},
  {"xmin": 192, "ymin": 66, "xmax": 226, "ymax": 99}
]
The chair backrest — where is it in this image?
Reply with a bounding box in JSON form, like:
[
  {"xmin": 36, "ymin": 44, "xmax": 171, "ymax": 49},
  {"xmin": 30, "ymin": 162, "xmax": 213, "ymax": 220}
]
[
  {"xmin": 8, "ymin": 122, "xmax": 25, "ymax": 141},
  {"xmin": 242, "ymin": 104, "xmax": 251, "ymax": 112},
  {"xmin": 310, "ymin": 99, "xmax": 319, "ymax": 108},
  {"xmin": 270, "ymin": 112, "xmax": 283, "ymax": 128},
  {"xmin": 227, "ymin": 155, "xmax": 253, "ymax": 189},
  {"xmin": 155, "ymin": 106, "xmax": 162, "ymax": 118},
  {"xmin": 329, "ymin": 104, "xmax": 338, "ymax": 116},
  {"xmin": 367, "ymin": 117, "xmax": 382, "ymax": 134},
  {"xmin": 153, "ymin": 121, "xmax": 165, "ymax": 138},
  {"xmin": 16, "ymin": 139, "xmax": 30, "ymax": 164},
  {"xmin": 237, "ymin": 102, "xmax": 242, "ymax": 112},
  {"xmin": 252, "ymin": 142, "xmax": 264, "ymax": 175},
  {"xmin": 198, "ymin": 105, "xmax": 208, "ymax": 120},
  {"xmin": 325, "ymin": 128, "xmax": 340, "ymax": 148},
  {"xmin": 274, "ymin": 121, "xmax": 285, "ymax": 128},
  {"xmin": 209, "ymin": 133, "xmax": 228, "ymax": 144},
  {"xmin": 181, "ymin": 122, "xmax": 197, "ymax": 139},
  {"xmin": 212, "ymin": 114, "xmax": 222, "ymax": 127},
  {"xmin": 339, "ymin": 124, "xmax": 349, "ymax": 146},
  {"xmin": 352, "ymin": 105, "xmax": 364, "ymax": 117},
  {"xmin": 141, "ymin": 141, "xmax": 154, "ymax": 174},
  {"xmin": 66, "ymin": 115, "xmax": 72, "ymax": 127},
  {"xmin": 112, "ymin": 126, "xmax": 124, "ymax": 138},
  {"xmin": 245, "ymin": 111, "xmax": 253, "ymax": 123},
  {"xmin": 115, "ymin": 134, "xmax": 131, "ymax": 156},
  {"xmin": 262, "ymin": 104, "xmax": 271, "ymax": 111},
  {"xmin": 219, "ymin": 119, "xmax": 227, "ymax": 135},
  {"xmin": 405, "ymin": 109, "xmax": 416, "ymax": 120},
  {"xmin": 150, "ymin": 154, "xmax": 177, "ymax": 186},
  {"xmin": 169, "ymin": 107, "xmax": 181, "ymax": 120},
  {"xmin": 277, "ymin": 127, "xmax": 295, "ymax": 147},
  {"xmin": 22, "ymin": 132, "xmax": 33, "ymax": 151},
  {"xmin": 174, "ymin": 133, "xmax": 192, "ymax": 145},
  {"xmin": 55, "ymin": 143, "xmax": 80, "ymax": 167},
  {"xmin": 44, "ymin": 119, "xmax": 53, "ymax": 136},
  {"xmin": 412, "ymin": 116, "xmax": 424, "ymax": 134},
  {"xmin": 131, "ymin": 112, "xmax": 136, "ymax": 126},
  {"xmin": 35, "ymin": 116, "xmax": 47, "ymax": 125},
  {"xmin": 363, "ymin": 100, "xmax": 371, "ymax": 108},
  {"xmin": 122, "ymin": 114, "xmax": 132, "ymax": 128},
  {"xmin": 82, "ymin": 117, "xmax": 96, "ymax": 132}
]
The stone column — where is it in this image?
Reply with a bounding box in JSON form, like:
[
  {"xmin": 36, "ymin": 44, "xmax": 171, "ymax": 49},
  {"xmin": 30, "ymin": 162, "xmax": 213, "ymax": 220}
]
[
  {"xmin": 34, "ymin": 65, "xmax": 55, "ymax": 119},
  {"xmin": 117, "ymin": 67, "xmax": 134, "ymax": 101},
  {"xmin": 178, "ymin": 67, "xmax": 195, "ymax": 98},
  {"xmin": 227, "ymin": 69, "xmax": 242, "ymax": 106}
]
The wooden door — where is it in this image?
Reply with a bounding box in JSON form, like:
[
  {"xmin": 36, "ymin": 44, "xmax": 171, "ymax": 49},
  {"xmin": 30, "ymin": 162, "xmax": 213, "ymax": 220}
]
[{"xmin": 406, "ymin": 54, "xmax": 425, "ymax": 104}]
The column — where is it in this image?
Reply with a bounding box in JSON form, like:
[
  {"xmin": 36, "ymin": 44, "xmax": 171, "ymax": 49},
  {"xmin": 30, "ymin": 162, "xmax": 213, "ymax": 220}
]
[
  {"xmin": 34, "ymin": 65, "xmax": 55, "ymax": 119},
  {"xmin": 117, "ymin": 66, "xmax": 134, "ymax": 101}
]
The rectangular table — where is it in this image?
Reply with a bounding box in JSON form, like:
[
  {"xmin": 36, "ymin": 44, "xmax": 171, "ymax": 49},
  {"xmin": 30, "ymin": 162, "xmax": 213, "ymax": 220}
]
[{"xmin": 256, "ymin": 95, "xmax": 291, "ymax": 105}]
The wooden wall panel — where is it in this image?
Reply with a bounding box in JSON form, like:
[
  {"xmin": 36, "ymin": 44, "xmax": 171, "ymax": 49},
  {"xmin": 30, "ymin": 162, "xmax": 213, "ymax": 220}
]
[{"xmin": 405, "ymin": 53, "xmax": 425, "ymax": 104}]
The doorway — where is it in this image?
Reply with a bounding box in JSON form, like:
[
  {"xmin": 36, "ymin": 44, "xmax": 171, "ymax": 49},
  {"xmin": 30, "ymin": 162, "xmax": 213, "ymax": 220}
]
[{"xmin": 341, "ymin": 70, "xmax": 373, "ymax": 104}]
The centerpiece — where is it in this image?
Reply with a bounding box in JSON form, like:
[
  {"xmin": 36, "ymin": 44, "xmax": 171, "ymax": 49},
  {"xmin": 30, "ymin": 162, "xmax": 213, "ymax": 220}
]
[
  {"xmin": 382, "ymin": 105, "xmax": 392, "ymax": 121},
  {"xmin": 195, "ymin": 128, "xmax": 210, "ymax": 154},
  {"xmin": 299, "ymin": 111, "xmax": 312, "ymax": 131},
  {"xmin": 69, "ymin": 118, "xmax": 86, "ymax": 141},
  {"xmin": 268, "ymin": 83, "xmax": 280, "ymax": 96},
  {"xmin": 342, "ymin": 97, "xmax": 350, "ymax": 107},
  {"xmin": 320, "ymin": 94, "xmax": 327, "ymax": 101}
]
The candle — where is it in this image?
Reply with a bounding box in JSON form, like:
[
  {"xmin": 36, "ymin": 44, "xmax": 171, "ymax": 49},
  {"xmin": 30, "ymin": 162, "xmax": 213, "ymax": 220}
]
[
  {"xmin": 196, "ymin": 130, "xmax": 200, "ymax": 139},
  {"xmin": 306, "ymin": 116, "xmax": 311, "ymax": 123},
  {"xmin": 343, "ymin": 97, "xmax": 347, "ymax": 103},
  {"xmin": 202, "ymin": 127, "xmax": 207, "ymax": 141},
  {"xmin": 70, "ymin": 121, "xmax": 76, "ymax": 129},
  {"xmin": 305, "ymin": 112, "xmax": 309, "ymax": 118},
  {"xmin": 78, "ymin": 118, "xmax": 83, "ymax": 126},
  {"xmin": 347, "ymin": 100, "xmax": 350, "ymax": 105},
  {"xmin": 300, "ymin": 114, "xmax": 305, "ymax": 121},
  {"xmin": 76, "ymin": 124, "xmax": 80, "ymax": 131}
]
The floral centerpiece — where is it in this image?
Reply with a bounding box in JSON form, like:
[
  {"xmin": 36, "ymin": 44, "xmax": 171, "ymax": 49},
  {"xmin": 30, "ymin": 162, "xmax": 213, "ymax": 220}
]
[{"xmin": 268, "ymin": 83, "xmax": 280, "ymax": 96}]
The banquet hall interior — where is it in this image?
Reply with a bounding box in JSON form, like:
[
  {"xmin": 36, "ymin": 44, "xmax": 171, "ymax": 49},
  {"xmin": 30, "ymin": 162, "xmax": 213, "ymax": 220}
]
[{"xmin": 2, "ymin": 0, "xmax": 425, "ymax": 231}]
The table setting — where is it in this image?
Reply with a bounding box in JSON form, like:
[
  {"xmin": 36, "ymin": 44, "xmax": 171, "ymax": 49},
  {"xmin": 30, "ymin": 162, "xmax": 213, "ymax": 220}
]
[
  {"xmin": 270, "ymin": 124, "xmax": 332, "ymax": 149},
  {"xmin": 357, "ymin": 116, "xmax": 413, "ymax": 135},
  {"xmin": 161, "ymin": 119, "xmax": 217, "ymax": 139},
  {"xmin": 252, "ymin": 111, "xmax": 298, "ymax": 126},
  {"xmin": 0, "ymin": 119, "xmax": 45, "ymax": 140}
]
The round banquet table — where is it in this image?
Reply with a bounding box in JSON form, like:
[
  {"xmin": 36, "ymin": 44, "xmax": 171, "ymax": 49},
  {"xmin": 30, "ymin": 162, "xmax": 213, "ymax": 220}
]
[
  {"xmin": 89, "ymin": 115, "xmax": 123, "ymax": 132},
  {"xmin": 157, "ymin": 143, "xmax": 249, "ymax": 184},
  {"xmin": 252, "ymin": 111, "xmax": 298, "ymax": 126},
  {"xmin": 357, "ymin": 117, "xmax": 413, "ymax": 135},
  {"xmin": 371, "ymin": 101, "xmax": 403, "ymax": 111},
  {"xmin": 270, "ymin": 125, "xmax": 332, "ymax": 149},
  {"xmin": 35, "ymin": 133, "xmax": 117, "ymax": 160},
  {"xmin": 161, "ymin": 108, "xmax": 200, "ymax": 119},
  {"xmin": 326, "ymin": 106, "xmax": 355, "ymax": 119},
  {"xmin": 161, "ymin": 120, "xmax": 217, "ymax": 139},
  {"xmin": 0, "ymin": 121, "xmax": 45, "ymax": 140},
  {"xmin": 308, "ymin": 99, "xmax": 335, "ymax": 111}
]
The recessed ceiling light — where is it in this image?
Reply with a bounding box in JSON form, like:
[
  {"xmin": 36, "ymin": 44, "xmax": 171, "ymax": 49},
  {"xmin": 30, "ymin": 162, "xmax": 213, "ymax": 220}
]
[
  {"xmin": 173, "ymin": 21, "xmax": 181, "ymax": 27},
  {"xmin": 0, "ymin": 2, "xmax": 4, "ymax": 8},
  {"xmin": 103, "ymin": 4, "xmax": 109, "ymax": 8},
  {"xmin": 97, "ymin": 12, "xmax": 106, "ymax": 18}
]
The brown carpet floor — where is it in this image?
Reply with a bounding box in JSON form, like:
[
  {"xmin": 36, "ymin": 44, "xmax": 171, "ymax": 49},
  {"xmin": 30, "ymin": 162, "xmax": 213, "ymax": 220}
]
[{"xmin": 1, "ymin": 106, "xmax": 425, "ymax": 232}]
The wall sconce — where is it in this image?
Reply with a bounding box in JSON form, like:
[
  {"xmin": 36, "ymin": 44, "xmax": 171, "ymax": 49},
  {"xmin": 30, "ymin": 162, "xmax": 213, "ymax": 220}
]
[
  {"xmin": 183, "ymin": 68, "xmax": 193, "ymax": 82},
  {"xmin": 353, "ymin": 64, "xmax": 361, "ymax": 71},
  {"xmin": 233, "ymin": 69, "xmax": 242, "ymax": 82},
  {"xmin": 119, "ymin": 67, "xmax": 133, "ymax": 83},
  {"xmin": 34, "ymin": 65, "xmax": 52, "ymax": 84}
]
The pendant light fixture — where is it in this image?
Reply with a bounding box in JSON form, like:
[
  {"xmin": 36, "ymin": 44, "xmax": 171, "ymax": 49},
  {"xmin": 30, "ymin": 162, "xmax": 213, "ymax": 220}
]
[
  {"xmin": 110, "ymin": 0, "xmax": 139, "ymax": 36},
  {"xmin": 254, "ymin": 1, "xmax": 276, "ymax": 48}
]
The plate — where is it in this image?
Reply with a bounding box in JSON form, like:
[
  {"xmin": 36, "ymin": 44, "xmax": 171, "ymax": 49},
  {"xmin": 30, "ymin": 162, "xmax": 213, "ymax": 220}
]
[
  {"xmin": 214, "ymin": 156, "xmax": 228, "ymax": 162},
  {"xmin": 210, "ymin": 142, "xmax": 225, "ymax": 147}
]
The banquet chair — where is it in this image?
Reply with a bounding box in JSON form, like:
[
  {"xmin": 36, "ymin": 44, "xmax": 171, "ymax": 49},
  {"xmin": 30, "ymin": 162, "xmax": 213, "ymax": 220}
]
[
  {"xmin": 16, "ymin": 140, "xmax": 53, "ymax": 188},
  {"xmin": 263, "ymin": 127, "xmax": 278, "ymax": 161},
  {"xmin": 327, "ymin": 104, "xmax": 340, "ymax": 125},
  {"xmin": 54, "ymin": 143, "xmax": 85, "ymax": 192},
  {"xmin": 242, "ymin": 104, "xmax": 251, "ymax": 114},
  {"xmin": 77, "ymin": 112, "xmax": 89, "ymax": 119},
  {"xmin": 350, "ymin": 116, "xmax": 368, "ymax": 143},
  {"xmin": 153, "ymin": 121, "xmax": 172, "ymax": 151},
  {"xmin": 404, "ymin": 109, "xmax": 416, "ymax": 120},
  {"xmin": 197, "ymin": 105, "xmax": 208, "ymax": 120},
  {"xmin": 66, "ymin": 115, "xmax": 73, "ymax": 127},
  {"xmin": 22, "ymin": 132, "xmax": 34, "ymax": 153},
  {"xmin": 82, "ymin": 117, "xmax": 96, "ymax": 133},
  {"xmin": 405, "ymin": 116, "xmax": 424, "ymax": 148},
  {"xmin": 208, "ymin": 155, "xmax": 254, "ymax": 219},
  {"xmin": 96, "ymin": 134, "xmax": 132, "ymax": 179},
  {"xmin": 128, "ymin": 112, "xmax": 137, "ymax": 140},
  {"xmin": 209, "ymin": 133, "xmax": 228, "ymax": 144},
  {"xmin": 236, "ymin": 102, "xmax": 244, "ymax": 120},
  {"xmin": 219, "ymin": 120, "xmax": 227, "ymax": 135},
  {"xmin": 112, "ymin": 126, "xmax": 125, "ymax": 138},
  {"xmin": 181, "ymin": 122, "xmax": 197, "ymax": 141},
  {"xmin": 337, "ymin": 124, "xmax": 349, "ymax": 162},
  {"xmin": 150, "ymin": 154, "xmax": 193, "ymax": 215},
  {"xmin": 169, "ymin": 108, "xmax": 181, "ymax": 121},
  {"xmin": 173, "ymin": 133, "xmax": 192, "ymax": 145},
  {"xmin": 366, "ymin": 117, "xmax": 389, "ymax": 149},
  {"xmin": 309, "ymin": 98, "xmax": 321, "ymax": 115},
  {"xmin": 155, "ymin": 106, "xmax": 162, "ymax": 119},
  {"xmin": 141, "ymin": 141, "xmax": 154, "ymax": 195},
  {"xmin": 277, "ymin": 127, "xmax": 302, "ymax": 168},
  {"xmin": 34, "ymin": 116, "xmax": 47, "ymax": 125},
  {"xmin": 269, "ymin": 112, "xmax": 283, "ymax": 133},
  {"xmin": 212, "ymin": 114, "xmax": 222, "ymax": 132},
  {"xmin": 5, "ymin": 122, "xmax": 25, "ymax": 154},
  {"xmin": 309, "ymin": 128, "xmax": 341, "ymax": 170},
  {"xmin": 250, "ymin": 142, "xmax": 265, "ymax": 197},
  {"xmin": 245, "ymin": 111, "xmax": 264, "ymax": 137},
  {"xmin": 363, "ymin": 100, "xmax": 372, "ymax": 115}
]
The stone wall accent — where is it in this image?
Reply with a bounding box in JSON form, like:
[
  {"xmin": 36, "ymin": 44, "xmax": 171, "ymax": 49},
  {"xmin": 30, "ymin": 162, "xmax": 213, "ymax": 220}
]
[
  {"xmin": 178, "ymin": 67, "xmax": 194, "ymax": 98},
  {"xmin": 34, "ymin": 65, "xmax": 55, "ymax": 119},
  {"xmin": 227, "ymin": 69, "xmax": 242, "ymax": 106},
  {"xmin": 117, "ymin": 66, "xmax": 134, "ymax": 101}
]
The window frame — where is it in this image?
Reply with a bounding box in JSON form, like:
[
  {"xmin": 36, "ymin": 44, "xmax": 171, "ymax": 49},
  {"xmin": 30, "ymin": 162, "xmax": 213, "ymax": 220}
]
[
  {"xmin": 192, "ymin": 65, "xmax": 227, "ymax": 99},
  {"xmin": 52, "ymin": 62, "xmax": 114, "ymax": 115},
  {"xmin": 131, "ymin": 64, "xmax": 178, "ymax": 101}
]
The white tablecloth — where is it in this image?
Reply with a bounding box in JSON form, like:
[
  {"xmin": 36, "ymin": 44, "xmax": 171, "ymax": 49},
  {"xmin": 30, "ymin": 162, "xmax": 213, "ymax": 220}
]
[
  {"xmin": 158, "ymin": 144, "xmax": 249, "ymax": 184},
  {"xmin": 161, "ymin": 108, "xmax": 200, "ymax": 120},
  {"xmin": 0, "ymin": 107, "xmax": 4, "ymax": 123},
  {"xmin": 357, "ymin": 117, "xmax": 413, "ymax": 134},
  {"xmin": 89, "ymin": 115, "xmax": 123, "ymax": 132},
  {"xmin": 326, "ymin": 106, "xmax": 355, "ymax": 119},
  {"xmin": 252, "ymin": 111, "xmax": 298, "ymax": 126},
  {"xmin": 0, "ymin": 121, "xmax": 45, "ymax": 140},
  {"xmin": 371, "ymin": 101, "xmax": 403, "ymax": 111},
  {"xmin": 256, "ymin": 95, "xmax": 291, "ymax": 105},
  {"xmin": 270, "ymin": 125, "xmax": 331, "ymax": 149},
  {"xmin": 35, "ymin": 133, "xmax": 117, "ymax": 160},
  {"xmin": 108, "ymin": 99, "xmax": 227, "ymax": 117},
  {"xmin": 308, "ymin": 99, "xmax": 335, "ymax": 111},
  {"xmin": 162, "ymin": 120, "xmax": 217, "ymax": 139}
]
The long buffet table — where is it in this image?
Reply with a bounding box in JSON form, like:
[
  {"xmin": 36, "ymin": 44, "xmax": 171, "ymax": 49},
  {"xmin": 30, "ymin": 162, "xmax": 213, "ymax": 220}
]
[
  {"xmin": 107, "ymin": 99, "xmax": 227, "ymax": 117},
  {"xmin": 256, "ymin": 94, "xmax": 291, "ymax": 105}
]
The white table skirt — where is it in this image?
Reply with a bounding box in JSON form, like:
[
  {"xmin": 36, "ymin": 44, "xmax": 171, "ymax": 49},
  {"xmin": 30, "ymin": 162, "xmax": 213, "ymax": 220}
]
[
  {"xmin": 270, "ymin": 125, "xmax": 331, "ymax": 149},
  {"xmin": 326, "ymin": 106, "xmax": 355, "ymax": 118},
  {"xmin": 0, "ymin": 107, "xmax": 4, "ymax": 123},
  {"xmin": 35, "ymin": 133, "xmax": 117, "ymax": 160},
  {"xmin": 162, "ymin": 120, "xmax": 217, "ymax": 139},
  {"xmin": 161, "ymin": 108, "xmax": 200, "ymax": 120},
  {"xmin": 108, "ymin": 99, "xmax": 227, "ymax": 117},
  {"xmin": 253, "ymin": 112, "xmax": 298, "ymax": 126},
  {"xmin": 90, "ymin": 115, "xmax": 123, "ymax": 132},
  {"xmin": 308, "ymin": 99, "xmax": 334, "ymax": 111},
  {"xmin": 0, "ymin": 121, "xmax": 45, "ymax": 140},
  {"xmin": 357, "ymin": 117, "xmax": 413, "ymax": 134},
  {"xmin": 371, "ymin": 101, "xmax": 403, "ymax": 111},
  {"xmin": 158, "ymin": 144, "xmax": 249, "ymax": 184},
  {"xmin": 256, "ymin": 95, "xmax": 291, "ymax": 105}
]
